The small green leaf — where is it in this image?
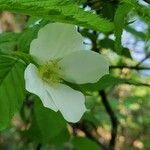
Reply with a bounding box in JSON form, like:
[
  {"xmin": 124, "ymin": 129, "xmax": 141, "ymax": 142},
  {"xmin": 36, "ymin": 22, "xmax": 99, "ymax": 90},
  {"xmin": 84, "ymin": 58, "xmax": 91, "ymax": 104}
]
[{"xmin": 0, "ymin": 55, "xmax": 25, "ymax": 130}]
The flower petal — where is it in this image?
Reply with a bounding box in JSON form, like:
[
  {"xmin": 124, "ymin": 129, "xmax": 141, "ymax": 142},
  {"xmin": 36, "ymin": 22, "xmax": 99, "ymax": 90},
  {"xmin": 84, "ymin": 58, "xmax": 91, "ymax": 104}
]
[
  {"xmin": 24, "ymin": 64, "xmax": 58, "ymax": 111},
  {"xmin": 59, "ymin": 51, "xmax": 109, "ymax": 84},
  {"xmin": 30, "ymin": 23, "xmax": 84, "ymax": 64},
  {"xmin": 45, "ymin": 84, "xmax": 86, "ymax": 123}
]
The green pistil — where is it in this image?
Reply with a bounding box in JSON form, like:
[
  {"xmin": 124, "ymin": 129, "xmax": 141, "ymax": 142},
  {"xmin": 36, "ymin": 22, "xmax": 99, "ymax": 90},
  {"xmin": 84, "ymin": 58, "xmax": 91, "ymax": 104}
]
[{"xmin": 38, "ymin": 60, "xmax": 63, "ymax": 85}]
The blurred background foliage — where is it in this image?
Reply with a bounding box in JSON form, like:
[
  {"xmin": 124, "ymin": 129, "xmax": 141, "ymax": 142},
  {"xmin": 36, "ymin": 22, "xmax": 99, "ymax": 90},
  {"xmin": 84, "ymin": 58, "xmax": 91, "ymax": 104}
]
[{"xmin": 0, "ymin": 0, "xmax": 150, "ymax": 150}]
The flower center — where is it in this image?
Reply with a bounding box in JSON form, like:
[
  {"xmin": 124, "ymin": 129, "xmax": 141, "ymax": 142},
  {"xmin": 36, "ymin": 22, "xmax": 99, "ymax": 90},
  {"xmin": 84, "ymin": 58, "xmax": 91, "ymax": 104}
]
[{"xmin": 38, "ymin": 60, "xmax": 63, "ymax": 85}]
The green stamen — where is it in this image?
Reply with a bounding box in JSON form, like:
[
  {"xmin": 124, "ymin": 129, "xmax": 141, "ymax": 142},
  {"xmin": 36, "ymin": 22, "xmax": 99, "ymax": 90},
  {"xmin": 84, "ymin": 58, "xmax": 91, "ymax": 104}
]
[{"xmin": 38, "ymin": 60, "xmax": 63, "ymax": 85}]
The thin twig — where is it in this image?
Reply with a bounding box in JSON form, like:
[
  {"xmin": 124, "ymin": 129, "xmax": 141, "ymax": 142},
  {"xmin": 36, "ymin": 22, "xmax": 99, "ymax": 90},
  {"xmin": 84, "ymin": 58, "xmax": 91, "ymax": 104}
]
[
  {"xmin": 125, "ymin": 80, "xmax": 150, "ymax": 87},
  {"xmin": 136, "ymin": 53, "xmax": 150, "ymax": 67},
  {"xmin": 110, "ymin": 65, "xmax": 150, "ymax": 70}
]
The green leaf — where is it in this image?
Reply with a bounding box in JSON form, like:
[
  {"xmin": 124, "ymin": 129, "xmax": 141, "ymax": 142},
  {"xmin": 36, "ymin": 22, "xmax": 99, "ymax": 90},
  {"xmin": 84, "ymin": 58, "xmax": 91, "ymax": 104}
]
[
  {"xmin": 68, "ymin": 74, "xmax": 149, "ymax": 92},
  {"xmin": 0, "ymin": 32, "xmax": 20, "ymax": 54},
  {"xmin": 74, "ymin": 0, "xmax": 87, "ymax": 4},
  {"xmin": 72, "ymin": 137, "xmax": 100, "ymax": 150},
  {"xmin": 100, "ymin": 2, "xmax": 117, "ymax": 21},
  {"xmin": 0, "ymin": 0, "xmax": 114, "ymax": 32},
  {"xmin": 17, "ymin": 27, "xmax": 39, "ymax": 53},
  {"xmin": 18, "ymin": 20, "xmax": 48, "ymax": 53},
  {"xmin": 0, "ymin": 55, "xmax": 25, "ymax": 130},
  {"xmin": 75, "ymin": 75, "xmax": 127, "ymax": 92},
  {"xmin": 125, "ymin": 26, "xmax": 147, "ymax": 40},
  {"xmin": 123, "ymin": 0, "xmax": 150, "ymax": 21},
  {"xmin": 27, "ymin": 100, "xmax": 69, "ymax": 143},
  {"xmin": 114, "ymin": 3, "xmax": 133, "ymax": 54}
]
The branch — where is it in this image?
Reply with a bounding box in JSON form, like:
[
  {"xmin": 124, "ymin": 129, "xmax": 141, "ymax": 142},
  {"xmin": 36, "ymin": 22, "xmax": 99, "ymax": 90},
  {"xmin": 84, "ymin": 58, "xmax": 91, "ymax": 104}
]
[
  {"xmin": 99, "ymin": 91, "xmax": 118, "ymax": 150},
  {"xmin": 110, "ymin": 65, "xmax": 150, "ymax": 70},
  {"xmin": 125, "ymin": 81, "xmax": 150, "ymax": 87},
  {"xmin": 89, "ymin": 26, "xmax": 118, "ymax": 149}
]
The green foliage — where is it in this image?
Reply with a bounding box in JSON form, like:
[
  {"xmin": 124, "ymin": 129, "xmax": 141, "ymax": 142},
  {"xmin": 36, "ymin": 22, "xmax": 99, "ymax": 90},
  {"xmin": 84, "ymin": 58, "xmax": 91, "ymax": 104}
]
[
  {"xmin": 125, "ymin": 26, "xmax": 147, "ymax": 40},
  {"xmin": 72, "ymin": 137, "xmax": 100, "ymax": 150},
  {"xmin": 26, "ymin": 100, "xmax": 69, "ymax": 144},
  {"xmin": 18, "ymin": 20, "xmax": 49, "ymax": 53},
  {"xmin": 0, "ymin": 0, "xmax": 114, "ymax": 32},
  {"xmin": 123, "ymin": 0, "xmax": 150, "ymax": 21},
  {"xmin": 0, "ymin": 32, "xmax": 20, "ymax": 54},
  {"xmin": 114, "ymin": 3, "xmax": 133, "ymax": 54},
  {"xmin": 18, "ymin": 27, "xmax": 39, "ymax": 53},
  {"xmin": 0, "ymin": 55, "xmax": 25, "ymax": 130},
  {"xmin": 99, "ymin": 38, "xmax": 131, "ymax": 58},
  {"xmin": 70, "ymin": 74, "xmax": 145, "ymax": 92},
  {"xmin": 78, "ymin": 75, "xmax": 126, "ymax": 92},
  {"xmin": 0, "ymin": 0, "xmax": 149, "ymax": 149}
]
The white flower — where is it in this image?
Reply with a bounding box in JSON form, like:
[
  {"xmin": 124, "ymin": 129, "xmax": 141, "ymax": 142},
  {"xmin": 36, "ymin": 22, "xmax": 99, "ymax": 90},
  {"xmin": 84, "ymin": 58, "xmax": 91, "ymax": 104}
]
[{"xmin": 24, "ymin": 23, "xmax": 109, "ymax": 123}]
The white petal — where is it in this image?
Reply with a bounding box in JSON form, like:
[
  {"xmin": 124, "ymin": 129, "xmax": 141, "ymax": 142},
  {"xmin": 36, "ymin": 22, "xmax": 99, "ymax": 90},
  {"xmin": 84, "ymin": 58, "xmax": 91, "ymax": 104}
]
[
  {"xmin": 59, "ymin": 51, "xmax": 109, "ymax": 84},
  {"xmin": 30, "ymin": 23, "xmax": 84, "ymax": 64},
  {"xmin": 46, "ymin": 84, "xmax": 86, "ymax": 123},
  {"xmin": 24, "ymin": 64, "xmax": 58, "ymax": 111}
]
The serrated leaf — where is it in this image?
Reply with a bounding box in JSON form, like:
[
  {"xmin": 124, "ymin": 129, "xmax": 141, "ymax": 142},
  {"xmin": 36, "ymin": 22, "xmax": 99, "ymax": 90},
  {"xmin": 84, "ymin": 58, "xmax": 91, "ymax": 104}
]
[
  {"xmin": 114, "ymin": 3, "xmax": 133, "ymax": 54},
  {"xmin": 0, "ymin": 0, "xmax": 114, "ymax": 32},
  {"xmin": 0, "ymin": 55, "xmax": 25, "ymax": 130}
]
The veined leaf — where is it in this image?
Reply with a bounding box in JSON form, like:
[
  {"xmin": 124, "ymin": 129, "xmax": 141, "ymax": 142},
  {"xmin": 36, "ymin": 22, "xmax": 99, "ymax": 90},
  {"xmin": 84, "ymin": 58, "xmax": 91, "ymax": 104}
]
[
  {"xmin": 0, "ymin": 55, "xmax": 25, "ymax": 130},
  {"xmin": 0, "ymin": 0, "xmax": 114, "ymax": 32}
]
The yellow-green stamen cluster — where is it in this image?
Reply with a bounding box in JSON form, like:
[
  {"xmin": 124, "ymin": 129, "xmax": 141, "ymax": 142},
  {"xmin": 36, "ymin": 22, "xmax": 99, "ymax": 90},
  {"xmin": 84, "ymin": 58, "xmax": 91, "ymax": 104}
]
[{"xmin": 38, "ymin": 60, "xmax": 63, "ymax": 85}]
